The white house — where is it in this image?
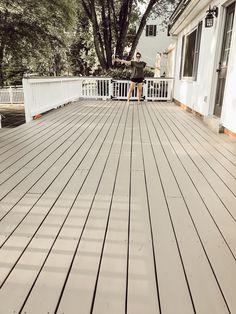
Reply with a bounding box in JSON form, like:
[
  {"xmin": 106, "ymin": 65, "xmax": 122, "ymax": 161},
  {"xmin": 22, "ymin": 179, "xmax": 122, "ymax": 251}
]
[
  {"xmin": 136, "ymin": 16, "xmax": 175, "ymax": 76},
  {"xmin": 169, "ymin": 0, "xmax": 236, "ymax": 136}
]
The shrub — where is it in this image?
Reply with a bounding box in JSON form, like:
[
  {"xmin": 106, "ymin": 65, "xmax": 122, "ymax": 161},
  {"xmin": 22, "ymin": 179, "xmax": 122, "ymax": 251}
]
[{"xmin": 104, "ymin": 66, "xmax": 154, "ymax": 79}]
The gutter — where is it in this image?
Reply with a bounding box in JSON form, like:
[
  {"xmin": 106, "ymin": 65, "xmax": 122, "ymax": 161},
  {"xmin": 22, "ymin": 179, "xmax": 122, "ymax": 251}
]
[{"xmin": 168, "ymin": 0, "xmax": 192, "ymax": 32}]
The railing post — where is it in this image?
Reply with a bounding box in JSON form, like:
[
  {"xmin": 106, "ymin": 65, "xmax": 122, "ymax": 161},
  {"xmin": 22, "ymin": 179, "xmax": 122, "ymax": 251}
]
[
  {"xmin": 78, "ymin": 78, "xmax": 82, "ymax": 99},
  {"xmin": 143, "ymin": 79, "xmax": 148, "ymax": 101},
  {"xmin": 109, "ymin": 79, "xmax": 113, "ymax": 99},
  {"xmin": 22, "ymin": 78, "xmax": 33, "ymax": 122},
  {"xmin": 167, "ymin": 79, "xmax": 173, "ymax": 101},
  {"xmin": 9, "ymin": 86, "xmax": 13, "ymax": 104}
]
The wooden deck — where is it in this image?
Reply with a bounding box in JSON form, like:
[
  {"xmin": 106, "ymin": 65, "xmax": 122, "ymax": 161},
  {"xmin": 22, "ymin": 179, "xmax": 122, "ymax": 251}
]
[{"xmin": 0, "ymin": 100, "xmax": 236, "ymax": 314}]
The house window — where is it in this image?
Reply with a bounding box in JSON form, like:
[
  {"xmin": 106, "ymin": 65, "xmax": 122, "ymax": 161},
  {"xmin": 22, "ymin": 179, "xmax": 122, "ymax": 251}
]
[
  {"xmin": 146, "ymin": 25, "xmax": 157, "ymax": 36},
  {"xmin": 183, "ymin": 29, "xmax": 197, "ymax": 77},
  {"xmin": 181, "ymin": 21, "xmax": 202, "ymax": 79}
]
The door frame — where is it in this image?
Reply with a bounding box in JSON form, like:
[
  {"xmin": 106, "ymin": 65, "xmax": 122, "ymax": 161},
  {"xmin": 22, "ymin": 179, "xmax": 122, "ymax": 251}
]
[{"xmin": 209, "ymin": 0, "xmax": 236, "ymax": 117}]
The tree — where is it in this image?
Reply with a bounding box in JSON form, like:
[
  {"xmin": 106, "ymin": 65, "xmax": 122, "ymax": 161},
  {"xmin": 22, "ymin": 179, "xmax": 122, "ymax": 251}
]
[
  {"xmin": 0, "ymin": 0, "xmax": 76, "ymax": 86},
  {"xmin": 69, "ymin": 5, "xmax": 97, "ymax": 76},
  {"xmin": 80, "ymin": 0, "xmax": 176, "ymax": 70}
]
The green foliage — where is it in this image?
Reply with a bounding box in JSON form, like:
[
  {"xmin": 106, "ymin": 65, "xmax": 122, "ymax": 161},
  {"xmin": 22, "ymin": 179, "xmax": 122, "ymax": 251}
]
[
  {"xmin": 0, "ymin": 0, "xmax": 77, "ymax": 85},
  {"xmin": 106, "ymin": 67, "xmax": 132, "ymax": 80},
  {"xmin": 144, "ymin": 68, "xmax": 155, "ymax": 78},
  {"xmin": 69, "ymin": 5, "xmax": 97, "ymax": 76},
  {"xmin": 105, "ymin": 66, "xmax": 154, "ymax": 79}
]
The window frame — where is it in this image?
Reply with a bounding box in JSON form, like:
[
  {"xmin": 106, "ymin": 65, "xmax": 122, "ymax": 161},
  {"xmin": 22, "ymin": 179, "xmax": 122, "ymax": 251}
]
[
  {"xmin": 180, "ymin": 21, "xmax": 202, "ymax": 81},
  {"xmin": 193, "ymin": 21, "xmax": 203, "ymax": 81}
]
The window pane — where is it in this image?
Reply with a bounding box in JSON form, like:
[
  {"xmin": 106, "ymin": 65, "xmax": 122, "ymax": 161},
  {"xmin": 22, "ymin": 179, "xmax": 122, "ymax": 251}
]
[
  {"xmin": 150, "ymin": 25, "xmax": 154, "ymax": 35},
  {"xmin": 183, "ymin": 29, "xmax": 197, "ymax": 77},
  {"xmin": 146, "ymin": 25, "xmax": 156, "ymax": 37},
  {"xmin": 225, "ymin": 30, "xmax": 232, "ymax": 49},
  {"xmin": 227, "ymin": 11, "xmax": 234, "ymax": 30},
  {"xmin": 154, "ymin": 25, "xmax": 157, "ymax": 36}
]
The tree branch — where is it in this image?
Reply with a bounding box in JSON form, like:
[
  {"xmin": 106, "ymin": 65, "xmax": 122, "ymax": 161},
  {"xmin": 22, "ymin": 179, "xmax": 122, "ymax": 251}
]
[
  {"xmin": 128, "ymin": 0, "xmax": 157, "ymax": 59},
  {"xmin": 89, "ymin": 0, "xmax": 107, "ymax": 68},
  {"xmin": 109, "ymin": 0, "xmax": 119, "ymax": 42},
  {"xmin": 81, "ymin": 0, "xmax": 92, "ymax": 19},
  {"xmin": 116, "ymin": 0, "xmax": 134, "ymax": 57}
]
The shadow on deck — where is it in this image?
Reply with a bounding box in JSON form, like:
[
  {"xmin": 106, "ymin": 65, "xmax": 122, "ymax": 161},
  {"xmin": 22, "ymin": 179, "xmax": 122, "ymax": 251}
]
[{"xmin": 0, "ymin": 104, "xmax": 25, "ymax": 128}]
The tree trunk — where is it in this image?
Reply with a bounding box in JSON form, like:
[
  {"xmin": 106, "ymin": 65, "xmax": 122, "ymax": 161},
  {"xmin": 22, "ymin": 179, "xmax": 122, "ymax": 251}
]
[
  {"xmin": 0, "ymin": 47, "xmax": 4, "ymax": 87},
  {"xmin": 110, "ymin": 0, "xmax": 119, "ymax": 42},
  {"xmin": 115, "ymin": 0, "xmax": 134, "ymax": 58},
  {"xmin": 91, "ymin": 23, "xmax": 107, "ymax": 69},
  {"xmin": 83, "ymin": 0, "xmax": 107, "ymax": 69},
  {"xmin": 0, "ymin": 4, "xmax": 9, "ymax": 86},
  {"xmin": 100, "ymin": 0, "xmax": 113, "ymax": 68},
  {"xmin": 81, "ymin": 0, "xmax": 160, "ymax": 69},
  {"xmin": 128, "ymin": 0, "xmax": 157, "ymax": 59},
  {"xmin": 106, "ymin": 0, "xmax": 113, "ymax": 67}
]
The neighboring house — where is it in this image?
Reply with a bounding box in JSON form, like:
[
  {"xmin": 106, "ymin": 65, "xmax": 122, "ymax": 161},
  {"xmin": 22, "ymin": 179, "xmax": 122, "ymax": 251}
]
[
  {"xmin": 136, "ymin": 17, "xmax": 175, "ymax": 76},
  {"xmin": 169, "ymin": 0, "xmax": 236, "ymax": 136}
]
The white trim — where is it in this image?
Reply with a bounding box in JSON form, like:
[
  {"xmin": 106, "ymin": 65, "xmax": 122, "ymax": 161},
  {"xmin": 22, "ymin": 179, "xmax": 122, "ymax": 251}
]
[
  {"xmin": 209, "ymin": 5, "xmax": 227, "ymax": 115},
  {"xmin": 220, "ymin": 1, "xmax": 236, "ymax": 128},
  {"xmin": 170, "ymin": 0, "xmax": 211, "ymax": 35},
  {"xmin": 222, "ymin": 0, "xmax": 236, "ymax": 7}
]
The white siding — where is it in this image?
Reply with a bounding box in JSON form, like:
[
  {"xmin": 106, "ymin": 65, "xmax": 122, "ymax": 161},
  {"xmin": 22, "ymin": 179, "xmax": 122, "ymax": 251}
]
[{"xmin": 172, "ymin": 0, "xmax": 236, "ymax": 133}]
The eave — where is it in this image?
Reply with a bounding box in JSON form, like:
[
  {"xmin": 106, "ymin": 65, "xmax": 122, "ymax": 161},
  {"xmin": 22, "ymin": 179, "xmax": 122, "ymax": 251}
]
[{"xmin": 169, "ymin": 0, "xmax": 212, "ymax": 35}]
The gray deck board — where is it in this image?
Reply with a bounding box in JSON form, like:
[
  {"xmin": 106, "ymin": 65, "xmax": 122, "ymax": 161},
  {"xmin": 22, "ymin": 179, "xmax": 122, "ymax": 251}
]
[
  {"xmin": 127, "ymin": 105, "xmax": 160, "ymax": 314},
  {"xmin": 0, "ymin": 103, "xmax": 91, "ymax": 167},
  {"xmin": 143, "ymin": 104, "xmax": 229, "ymax": 313},
  {"xmin": 92, "ymin": 103, "xmax": 131, "ymax": 314},
  {"xmin": 0, "ymin": 100, "xmax": 236, "ymax": 314},
  {"xmin": 138, "ymin": 105, "xmax": 194, "ymax": 314}
]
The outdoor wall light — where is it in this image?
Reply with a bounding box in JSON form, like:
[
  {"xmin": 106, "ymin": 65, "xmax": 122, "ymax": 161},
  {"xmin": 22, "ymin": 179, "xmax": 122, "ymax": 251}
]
[{"xmin": 205, "ymin": 6, "xmax": 219, "ymax": 28}]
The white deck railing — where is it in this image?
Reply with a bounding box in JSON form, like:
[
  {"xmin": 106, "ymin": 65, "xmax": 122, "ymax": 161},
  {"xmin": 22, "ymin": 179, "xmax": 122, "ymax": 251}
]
[
  {"xmin": 23, "ymin": 77, "xmax": 82, "ymax": 122},
  {"xmin": 22, "ymin": 76, "xmax": 173, "ymax": 122},
  {"xmin": 81, "ymin": 78, "xmax": 112, "ymax": 99},
  {"xmin": 111, "ymin": 78, "xmax": 173, "ymax": 101},
  {"xmin": 146, "ymin": 78, "xmax": 173, "ymax": 101},
  {"xmin": 0, "ymin": 86, "xmax": 24, "ymax": 104},
  {"xmin": 112, "ymin": 79, "xmax": 139, "ymax": 100}
]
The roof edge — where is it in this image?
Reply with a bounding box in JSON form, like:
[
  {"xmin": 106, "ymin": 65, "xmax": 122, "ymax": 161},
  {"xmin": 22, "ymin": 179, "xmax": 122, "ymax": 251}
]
[{"xmin": 168, "ymin": 0, "xmax": 192, "ymax": 31}]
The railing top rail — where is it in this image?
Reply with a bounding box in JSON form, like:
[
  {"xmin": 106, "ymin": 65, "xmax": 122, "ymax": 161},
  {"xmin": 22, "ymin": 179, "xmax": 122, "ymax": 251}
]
[
  {"xmin": 23, "ymin": 76, "xmax": 174, "ymax": 82},
  {"xmin": 81, "ymin": 77, "xmax": 112, "ymax": 79},
  {"xmin": 112, "ymin": 77, "xmax": 174, "ymax": 81},
  {"xmin": 146, "ymin": 77, "xmax": 174, "ymax": 80},
  {"xmin": 0, "ymin": 85, "xmax": 23, "ymax": 89},
  {"xmin": 24, "ymin": 77, "xmax": 82, "ymax": 84},
  {"xmin": 23, "ymin": 75, "xmax": 80, "ymax": 80},
  {"xmin": 23, "ymin": 76, "xmax": 114, "ymax": 85}
]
